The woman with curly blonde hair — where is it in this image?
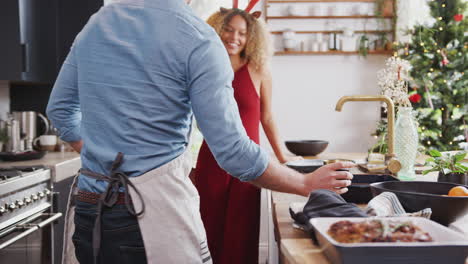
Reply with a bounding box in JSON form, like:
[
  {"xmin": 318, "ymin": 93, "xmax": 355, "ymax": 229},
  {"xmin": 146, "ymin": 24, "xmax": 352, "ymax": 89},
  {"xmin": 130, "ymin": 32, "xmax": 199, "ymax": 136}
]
[{"xmin": 195, "ymin": 7, "xmax": 301, "ymax": 264}]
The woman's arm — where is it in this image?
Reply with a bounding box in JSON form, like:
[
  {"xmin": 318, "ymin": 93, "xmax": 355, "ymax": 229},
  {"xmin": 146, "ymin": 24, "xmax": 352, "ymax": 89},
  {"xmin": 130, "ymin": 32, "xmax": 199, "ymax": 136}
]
[{"xmin": 259, "ymin": 68, "xmax": 301, "ymax": 163}]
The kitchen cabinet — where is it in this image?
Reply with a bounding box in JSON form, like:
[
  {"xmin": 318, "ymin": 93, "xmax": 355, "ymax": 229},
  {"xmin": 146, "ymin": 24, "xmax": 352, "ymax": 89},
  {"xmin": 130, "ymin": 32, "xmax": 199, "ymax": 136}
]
[
  {"xmin": 3, "ymin": 0, "xmax": 102, "ymax": 118},
  {"xmin": 0, "ymin": 0, "xmax": 102, "ymax": 84},
  {"xmin": 0, "ymin": 0, "xmax": 57, "ymax": 83}
]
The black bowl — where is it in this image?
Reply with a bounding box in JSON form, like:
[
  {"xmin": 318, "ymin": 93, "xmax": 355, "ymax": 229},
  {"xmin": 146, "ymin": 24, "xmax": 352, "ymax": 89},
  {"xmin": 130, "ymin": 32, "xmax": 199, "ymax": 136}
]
[
  {"xmin": 341, "ymin": 174, "xmax": 399, "ymax": 204},
  {"xmin": 286, "ymin": 159, "xmax": 324, "ymax": 173},
  {"xmin": 370, "ymin": 181, "xmax": 468, "ymax": 226},
  {"xmin": 285, "ymin": 140, "xmax": 329, "ymax": 156}
]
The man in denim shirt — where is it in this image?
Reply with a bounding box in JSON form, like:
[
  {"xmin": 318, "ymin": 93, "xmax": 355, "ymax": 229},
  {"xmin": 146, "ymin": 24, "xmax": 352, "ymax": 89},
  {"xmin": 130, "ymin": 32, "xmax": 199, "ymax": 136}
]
[{"xmin": 47, "ymin": 0, "xmax": 353, "ymax": 263}]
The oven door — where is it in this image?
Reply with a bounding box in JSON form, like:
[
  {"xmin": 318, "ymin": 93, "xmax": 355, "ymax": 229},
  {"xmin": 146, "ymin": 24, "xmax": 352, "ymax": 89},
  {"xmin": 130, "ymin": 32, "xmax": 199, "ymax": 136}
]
[{"xmin": 0, "ymin": 211, "xmax": 62, "ymax": 264}]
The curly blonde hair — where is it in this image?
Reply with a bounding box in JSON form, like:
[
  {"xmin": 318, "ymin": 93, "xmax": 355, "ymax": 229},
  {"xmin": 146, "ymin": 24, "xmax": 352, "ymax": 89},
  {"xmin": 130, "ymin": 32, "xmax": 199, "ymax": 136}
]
[{"xmin": 206, "ymin": 8, "xmax": 272, "ymax": 72}]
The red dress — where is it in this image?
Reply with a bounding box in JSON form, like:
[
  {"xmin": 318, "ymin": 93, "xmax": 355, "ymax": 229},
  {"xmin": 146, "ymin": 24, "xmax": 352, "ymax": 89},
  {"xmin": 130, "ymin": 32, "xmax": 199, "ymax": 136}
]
[{"xmin": 195, "ymin": 64, "xmax": 261, "ymax": 264}]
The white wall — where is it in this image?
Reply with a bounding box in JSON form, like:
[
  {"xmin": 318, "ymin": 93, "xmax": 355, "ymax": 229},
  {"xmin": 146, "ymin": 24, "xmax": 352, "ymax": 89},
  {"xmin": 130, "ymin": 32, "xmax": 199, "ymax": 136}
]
[{"xmin": 265, "ymin": 55, "xmax": 385, "ymax": 153}]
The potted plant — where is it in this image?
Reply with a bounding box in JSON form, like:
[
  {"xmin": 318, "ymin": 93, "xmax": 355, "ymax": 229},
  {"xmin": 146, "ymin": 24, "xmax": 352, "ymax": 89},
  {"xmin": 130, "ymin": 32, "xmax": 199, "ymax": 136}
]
[
  {"xmin": 423, "ymin": 150, "xmax": 468, "ymax": 185},
  {"xmin": 369, "ymin": 120, "xmax": 388, "ymax": 154},
  {"xmin": 374, "ymin": 32, "xmax": 388, "ymax": 51},
  {"xmin": 358, "ymin": 35, "xmax": 369, "ymax": 57}
]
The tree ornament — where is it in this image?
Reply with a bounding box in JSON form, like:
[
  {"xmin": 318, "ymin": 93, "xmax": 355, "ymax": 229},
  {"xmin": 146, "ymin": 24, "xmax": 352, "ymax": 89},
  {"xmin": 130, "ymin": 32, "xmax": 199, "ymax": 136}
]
[
  {"xmin": 409, "ymin": 93, "xmax": 422, "ymax": 103},
  {"xmin": 454, "ymin": 14, "xmax": 463, "ymax": 21},
  {"xmin": 424, "ymin": 86, "xmax": 434, "ymax": 110},
  {"xmin": 440, "ymin": 50, "xmax": 449, "ymax": 66}
]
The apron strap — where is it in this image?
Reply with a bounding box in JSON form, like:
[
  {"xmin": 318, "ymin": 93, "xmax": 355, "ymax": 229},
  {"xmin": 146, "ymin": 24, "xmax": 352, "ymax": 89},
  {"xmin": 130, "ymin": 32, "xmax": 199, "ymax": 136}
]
[{"xmin": 80, "ymin": 152, "xmax": 145, "ymax": 264}]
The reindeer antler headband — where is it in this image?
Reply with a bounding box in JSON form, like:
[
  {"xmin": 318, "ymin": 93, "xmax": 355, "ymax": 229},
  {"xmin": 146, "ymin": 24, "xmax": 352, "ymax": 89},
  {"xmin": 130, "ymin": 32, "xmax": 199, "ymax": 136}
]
[{"xmin": 232, "ymin": 0, "xmax": 261, "ymax": 14}]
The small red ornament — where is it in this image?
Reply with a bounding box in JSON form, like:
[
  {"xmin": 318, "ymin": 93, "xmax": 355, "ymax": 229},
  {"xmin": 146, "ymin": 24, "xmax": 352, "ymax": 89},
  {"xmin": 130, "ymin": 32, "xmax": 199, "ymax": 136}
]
[
  {"xmin": 409, "ymin": 94, "xmax": 422, "ymax": 104},
  {"xmin": 454, "ymin": 14, "xmax": 463, "ymax": 22},
  {"xmin": 441, "ymin": 50, "xmax": 449, "ymax": 66}
]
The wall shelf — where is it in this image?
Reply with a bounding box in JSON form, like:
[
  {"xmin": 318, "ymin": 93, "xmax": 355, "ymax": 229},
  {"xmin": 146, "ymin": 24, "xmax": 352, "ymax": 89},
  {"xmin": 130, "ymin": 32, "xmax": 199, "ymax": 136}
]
[
  {"xmin": 267, "ymin": 15, "xmax": 393, "ymax": 19},
  {"xmin": 270, "ymin": 30, "xmax": 393, "ymax": 35},
  {"xmin": 274, "ymin": 50, "xmax": 393, "ymax": 55},
  {"xmin": 268, "ymin": 0, "xmax": 376, "ymax": 3},
  {"xmin": 265, "ymin": 0, "xmax": 396, "ymax": 56}
]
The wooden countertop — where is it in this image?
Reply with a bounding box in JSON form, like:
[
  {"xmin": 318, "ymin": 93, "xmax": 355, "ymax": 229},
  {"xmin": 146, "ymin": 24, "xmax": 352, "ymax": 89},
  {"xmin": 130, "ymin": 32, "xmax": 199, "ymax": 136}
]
[
  {"xmin": 0, "ymin": 151, "xmax": 81, "ymax": 182},
  {"xmin": 272, "ymin": 152, "xmax": 468, "ymax": 264}
]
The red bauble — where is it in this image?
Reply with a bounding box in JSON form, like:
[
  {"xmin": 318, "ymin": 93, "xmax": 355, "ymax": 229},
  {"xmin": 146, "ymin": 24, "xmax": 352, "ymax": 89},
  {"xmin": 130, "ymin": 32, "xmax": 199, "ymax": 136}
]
[
  {"xmin": 409, "ymin": 93, "xmax": 422, "ymax": 103},
  {"xmin": 454, "ymin": 14, "xmax": 463, "ymax": 22},
  {"xmin": 442, "ymin": 58, "xmax": 449, "ymax": 65}
]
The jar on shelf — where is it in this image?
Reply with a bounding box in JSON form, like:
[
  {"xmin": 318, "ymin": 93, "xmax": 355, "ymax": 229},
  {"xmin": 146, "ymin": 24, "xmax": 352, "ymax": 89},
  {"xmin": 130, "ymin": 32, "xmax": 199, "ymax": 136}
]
[
  {"xmin": 340, "ymin": 28, "xmax": 357, "ymax": 51},
  {"xmin": 310, "ymin": 3, "xmax": 325, "ymax": 16},
  {"xmin": 282, "ymin": 29, "xmax": 297, "ymax": 51},
  {"xmin": 311, "ymin": 41, "xmax": 319, "ymax": 52},
  {"xmin": 319, "ymin": 42, "xmax": 328, "ymax": 52},
  {"xmin": 394, "ymin": 107, "xmax": 419, "ymax": 181},
  {"xmin": 287, "ymin": 5, "xmax": 307, "ymax": 16}
]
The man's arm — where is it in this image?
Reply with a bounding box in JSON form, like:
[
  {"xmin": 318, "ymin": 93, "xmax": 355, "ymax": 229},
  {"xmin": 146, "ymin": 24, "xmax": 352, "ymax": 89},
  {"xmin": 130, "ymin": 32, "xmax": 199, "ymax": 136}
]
[
  {"xmin": 68, "ymin": 140, "xmax": 83, "ymax": 153},
  {"xmin": 46, "ymin": 45, "xmax": 82, "ymax": 147},
  {"xmin": 252, "ymin": 161, "xmax": 354, "ymax": 196}
]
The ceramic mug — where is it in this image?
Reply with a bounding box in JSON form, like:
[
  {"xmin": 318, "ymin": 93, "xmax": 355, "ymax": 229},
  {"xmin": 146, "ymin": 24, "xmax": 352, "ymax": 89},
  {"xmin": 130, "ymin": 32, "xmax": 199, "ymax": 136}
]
[
  {"xmin": 33, "ymin": 135, "xmax": 57, "ymax": 151},
  {"xmin": 283, "ymin": 38, "xmax": 297, "ymax": 51}
]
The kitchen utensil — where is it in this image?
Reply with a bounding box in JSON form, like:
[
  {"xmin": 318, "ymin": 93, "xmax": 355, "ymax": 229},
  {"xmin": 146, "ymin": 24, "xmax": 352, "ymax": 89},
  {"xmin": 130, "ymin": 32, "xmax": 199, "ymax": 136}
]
[
  {"xmin": 12, "ymin": 111, "xmax": 49, "ymax": 150},
  {"xmin": 33, "ymin": 135, "xmax": 57, "ymax": 151},
  {"xmin": 370, "ymin": 181, "xmax": 468, "ymax": 226},
  {"xmin": 285, "ymin": 140, "xmax": 329, "ymax": 156},
  {"xmin": 310, "ymin": 216, "xmax": 468, "ymax": 264},
  {"xmin": 5, "ymin": 118, "xmax": 22, "ymax": 152}
]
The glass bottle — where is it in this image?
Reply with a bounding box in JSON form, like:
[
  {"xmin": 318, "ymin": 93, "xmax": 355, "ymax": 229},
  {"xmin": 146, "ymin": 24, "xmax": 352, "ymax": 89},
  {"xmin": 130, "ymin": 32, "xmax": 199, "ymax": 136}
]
[{"xmin": 394, "ymin": 107, "xmax": 419, "ymax": 181}]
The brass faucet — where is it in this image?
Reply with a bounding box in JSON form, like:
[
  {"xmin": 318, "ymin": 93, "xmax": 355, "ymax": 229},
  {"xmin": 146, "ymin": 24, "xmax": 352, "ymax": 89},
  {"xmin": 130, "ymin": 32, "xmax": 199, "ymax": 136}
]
[{"xmin": 335, "ymin": 95, "xmax": 401, "ymax": 174}]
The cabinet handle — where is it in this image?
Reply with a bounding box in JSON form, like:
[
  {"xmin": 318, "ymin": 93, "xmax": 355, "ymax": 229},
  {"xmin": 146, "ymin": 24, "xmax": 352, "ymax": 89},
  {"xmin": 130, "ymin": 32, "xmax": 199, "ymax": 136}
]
[
  {"xmin": 0, "ymin": 212, "xmax": 62, "ymax": 249},
  {"xmin": 21, "ymin": 43, "xmax": 29, "ymax": 73}
]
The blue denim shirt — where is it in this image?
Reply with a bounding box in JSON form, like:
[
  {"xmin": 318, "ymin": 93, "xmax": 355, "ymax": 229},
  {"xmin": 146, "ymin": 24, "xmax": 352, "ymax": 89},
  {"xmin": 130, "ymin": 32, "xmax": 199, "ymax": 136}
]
[{"xmin": 46, "ymin": 0, "xmax": 269, "ymax": 193}]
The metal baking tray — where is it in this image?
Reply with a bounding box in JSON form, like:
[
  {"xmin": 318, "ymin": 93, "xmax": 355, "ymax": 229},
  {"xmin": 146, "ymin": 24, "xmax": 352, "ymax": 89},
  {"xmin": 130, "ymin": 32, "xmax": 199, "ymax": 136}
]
[{"xmin": 310, "ymin": 217, "xmax": 468, "ymax": 264}]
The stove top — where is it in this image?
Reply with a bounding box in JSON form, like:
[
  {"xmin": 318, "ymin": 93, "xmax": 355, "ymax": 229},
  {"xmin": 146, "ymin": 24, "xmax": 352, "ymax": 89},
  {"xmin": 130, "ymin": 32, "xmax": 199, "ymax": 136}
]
[
  {"xmin": 0, "ymin": 166, "xmax": 52, "ymax": 231},
  {"xmin": 0, "ymin": 166, "xmax": 47, "ymax": 182}
]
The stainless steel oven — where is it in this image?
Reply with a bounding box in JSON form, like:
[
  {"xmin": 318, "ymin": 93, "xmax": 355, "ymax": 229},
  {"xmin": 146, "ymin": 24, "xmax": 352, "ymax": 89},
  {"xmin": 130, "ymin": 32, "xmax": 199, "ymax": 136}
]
[{"xmin": 0, "ymin": 166, "xmax": 62, "ymax": 264}]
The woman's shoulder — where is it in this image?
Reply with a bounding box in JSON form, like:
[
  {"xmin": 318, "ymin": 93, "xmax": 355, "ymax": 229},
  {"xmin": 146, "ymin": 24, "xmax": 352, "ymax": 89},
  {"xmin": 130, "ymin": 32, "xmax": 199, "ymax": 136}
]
[{"xmin": 247, "ymin": 63, "xmax": 271, "ymax": 81}]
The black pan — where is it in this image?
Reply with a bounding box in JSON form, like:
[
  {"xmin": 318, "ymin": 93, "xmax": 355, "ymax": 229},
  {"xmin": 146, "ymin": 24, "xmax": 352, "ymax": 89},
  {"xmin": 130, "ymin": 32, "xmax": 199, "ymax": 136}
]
[{"xmin": 370, "ymin": 181, "xmax": 468, "ymax": 226}]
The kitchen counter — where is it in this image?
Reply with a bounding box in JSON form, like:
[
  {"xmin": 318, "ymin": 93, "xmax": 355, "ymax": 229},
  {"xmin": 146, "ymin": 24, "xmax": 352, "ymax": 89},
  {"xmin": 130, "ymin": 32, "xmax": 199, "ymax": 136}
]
[
  {"xmin": 271, "ymin": 152, "xmax": 468, "ymax": 264},
  {"xmin": 0, "ymin": 151, "xmax": 81, "ymax": 182}
]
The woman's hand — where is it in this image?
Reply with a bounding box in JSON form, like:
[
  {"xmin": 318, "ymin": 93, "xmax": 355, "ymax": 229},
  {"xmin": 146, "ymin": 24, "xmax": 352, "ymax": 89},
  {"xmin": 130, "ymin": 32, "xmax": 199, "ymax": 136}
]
[{"xmin": 302, "ymin": 162, "xmax": 355, "ymax": 195}]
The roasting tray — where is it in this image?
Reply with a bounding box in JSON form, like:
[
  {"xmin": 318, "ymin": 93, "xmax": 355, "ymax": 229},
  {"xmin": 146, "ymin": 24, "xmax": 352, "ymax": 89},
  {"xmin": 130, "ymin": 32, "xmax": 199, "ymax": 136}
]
[{"xmin": 309, "ymin": 217, "xmax": 468, "ymax": 264}]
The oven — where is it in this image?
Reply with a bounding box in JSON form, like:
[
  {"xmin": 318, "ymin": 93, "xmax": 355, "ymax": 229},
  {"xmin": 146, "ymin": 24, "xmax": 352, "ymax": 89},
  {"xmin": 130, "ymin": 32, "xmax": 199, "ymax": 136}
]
[{"xmin": 0, "ymin": 166, "xmax": 62, "ymax": 264}]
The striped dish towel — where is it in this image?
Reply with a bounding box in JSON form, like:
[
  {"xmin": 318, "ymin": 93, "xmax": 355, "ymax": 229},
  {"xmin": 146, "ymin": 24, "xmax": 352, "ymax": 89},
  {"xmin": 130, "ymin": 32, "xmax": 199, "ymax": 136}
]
[{"xmin": 365, "ymin": 192, "xmax": 432, "ymax": 219}]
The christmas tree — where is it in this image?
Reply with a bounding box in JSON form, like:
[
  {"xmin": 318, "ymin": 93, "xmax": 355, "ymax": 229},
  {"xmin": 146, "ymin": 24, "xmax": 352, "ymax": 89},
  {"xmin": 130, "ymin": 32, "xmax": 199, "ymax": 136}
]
[{"xmin": 398, "ymin": 0, "xmax": 467, "ymax": 151}]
